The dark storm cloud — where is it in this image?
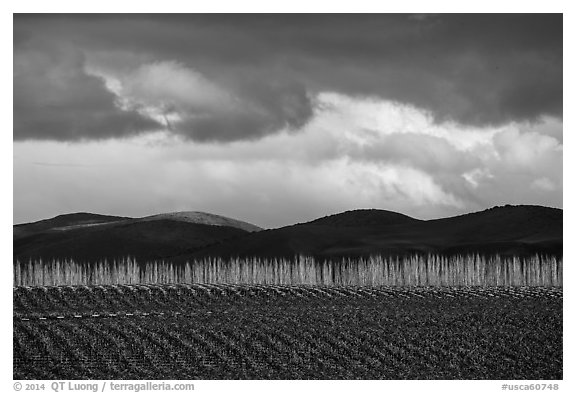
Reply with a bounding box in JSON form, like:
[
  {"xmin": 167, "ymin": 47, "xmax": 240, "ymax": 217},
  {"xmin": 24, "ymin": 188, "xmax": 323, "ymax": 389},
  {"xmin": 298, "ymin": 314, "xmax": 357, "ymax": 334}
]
[
  {"xmin": 181, "ymin": 82, "xmax": 313, "ymax": 142},
  {"xmin": 13, "ymin": 14, "xmax": 562, "ymax": 141},
  {"xmin": 14, "ymin": 40, "xmax": 161, "ymax": 141}
]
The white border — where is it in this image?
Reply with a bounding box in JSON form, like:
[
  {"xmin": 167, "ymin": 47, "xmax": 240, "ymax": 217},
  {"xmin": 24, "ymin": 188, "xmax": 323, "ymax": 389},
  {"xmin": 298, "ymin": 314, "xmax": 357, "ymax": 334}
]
[{"xmin": 4, "ymin": 3, "xmax": 572, "ymax": 392}]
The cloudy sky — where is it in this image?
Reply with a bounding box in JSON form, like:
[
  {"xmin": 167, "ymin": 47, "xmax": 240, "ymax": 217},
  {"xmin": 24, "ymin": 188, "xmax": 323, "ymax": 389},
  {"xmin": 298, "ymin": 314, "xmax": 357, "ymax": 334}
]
[{"xmin": 13, "ymin": 14, "xmax": 562, "ymax": 228}]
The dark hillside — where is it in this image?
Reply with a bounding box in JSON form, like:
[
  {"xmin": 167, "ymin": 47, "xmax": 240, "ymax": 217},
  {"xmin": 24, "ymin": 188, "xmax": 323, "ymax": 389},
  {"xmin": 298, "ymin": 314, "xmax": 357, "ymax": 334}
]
[
  {"xmin": 188, "ymin": 205, "xmax": 562, "ymax": 260},
  {"xmin": 13, "ymin": 213, "xmax": 128, "ymax": 241},
  {"xmin": 14, "ymin": 213, "xmax": 258, "ymax": 263},
  {"xmin": 14, "ymin": 205, "xmax": 562, "ymax": 263}
]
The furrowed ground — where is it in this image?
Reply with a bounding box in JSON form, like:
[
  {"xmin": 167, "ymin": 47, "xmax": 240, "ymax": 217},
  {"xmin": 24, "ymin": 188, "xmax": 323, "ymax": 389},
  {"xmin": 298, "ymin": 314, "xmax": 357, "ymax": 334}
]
[{"xmin": 14, "ymin": 285, "xmax": 562, "ymax": 380}]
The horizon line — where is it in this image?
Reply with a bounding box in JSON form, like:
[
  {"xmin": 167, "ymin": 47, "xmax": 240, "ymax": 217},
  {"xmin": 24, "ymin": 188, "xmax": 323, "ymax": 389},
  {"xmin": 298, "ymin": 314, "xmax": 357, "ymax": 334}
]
[{"xmin": 13, "ymin": 203, "xmax": 563, "ymax": 229}]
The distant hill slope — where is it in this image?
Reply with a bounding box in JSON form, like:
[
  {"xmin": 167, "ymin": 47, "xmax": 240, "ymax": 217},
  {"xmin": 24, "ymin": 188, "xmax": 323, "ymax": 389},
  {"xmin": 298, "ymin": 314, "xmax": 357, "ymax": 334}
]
[
  {"xmin": 14, "ymin": 212, "xmax": 262, "ymax": 262},
  {"xmin": 13, "ymin": 213, "xmax": 128, "ymax": 241},
  {"xmin": 141, "ymin": 211, "xmax": 262, "ymax": 232},
  {"xmin": 185, "ymin": 205, "xmax": 562, "ymax": 260},
  {"xmin": 309, "ymin": 209, "xmax": 419, "ymax": 227},
  {"xmin": 14, "ymin": 205, "xmax": 562, "ymax": 263}
]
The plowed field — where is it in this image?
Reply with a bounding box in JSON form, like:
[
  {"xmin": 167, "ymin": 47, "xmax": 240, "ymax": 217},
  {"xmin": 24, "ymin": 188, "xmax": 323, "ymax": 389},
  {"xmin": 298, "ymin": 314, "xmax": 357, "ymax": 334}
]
[{"xmin": 13, "ymin": 285, "xmax": 562, "ymax": 380}]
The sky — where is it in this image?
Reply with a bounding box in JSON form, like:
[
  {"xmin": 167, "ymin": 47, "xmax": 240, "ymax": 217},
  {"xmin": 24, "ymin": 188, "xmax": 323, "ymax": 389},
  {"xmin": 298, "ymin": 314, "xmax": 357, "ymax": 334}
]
[{"xmin": 13, "ymin": 14, "xmax": 563, "ymax": 228}]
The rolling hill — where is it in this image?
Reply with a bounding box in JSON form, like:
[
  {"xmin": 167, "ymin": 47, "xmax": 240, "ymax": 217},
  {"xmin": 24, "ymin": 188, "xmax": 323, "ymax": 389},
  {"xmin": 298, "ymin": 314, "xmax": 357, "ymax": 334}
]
[
  {"xmin": 140, "ymin": 211, "xmax": 262, "ymax": 233},
  {"xmin": 13, "ymin": 205, "xmax": 562, "ymax": 263},
  {"xmin": 185, "ymin": 205, "xmax": 562, "ymax": 260},
  {"xmin": 13, "ymin": 212, "xmax": 262, "ymax": 262}
]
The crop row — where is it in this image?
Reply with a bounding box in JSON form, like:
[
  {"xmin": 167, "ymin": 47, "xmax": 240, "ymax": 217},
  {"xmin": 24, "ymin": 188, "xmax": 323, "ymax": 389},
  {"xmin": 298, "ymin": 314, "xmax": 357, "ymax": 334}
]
[
  {"xmin": 14, "ymin": 286, "xmax": 562, "ymax": 379},
  {"xmin": 13, "ymin": 283, "xmax": 562, "ymax": 316}
]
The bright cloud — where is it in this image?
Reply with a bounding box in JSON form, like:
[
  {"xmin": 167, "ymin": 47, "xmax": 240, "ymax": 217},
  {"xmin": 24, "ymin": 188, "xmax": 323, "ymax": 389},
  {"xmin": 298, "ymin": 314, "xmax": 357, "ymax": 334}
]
[
  {"xmin": 92, "ymin": 61, "xmax": 236, "ymax": 125},
  {"xmin": 84, "ymin": 57, "xmax": 313, "ymax": 142},
  {"xmin": 13, "ymin": 92, "xmax": 562, "ymax": 227}
]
